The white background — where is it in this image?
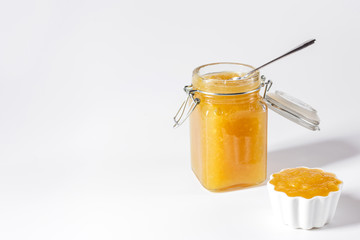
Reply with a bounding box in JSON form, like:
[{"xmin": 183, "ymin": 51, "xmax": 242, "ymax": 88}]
[{"xmin": 1, "ymin": 0, "xmax": 360, "ymax": 239}]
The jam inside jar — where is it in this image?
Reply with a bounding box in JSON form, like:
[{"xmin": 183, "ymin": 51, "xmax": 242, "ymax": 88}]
[{"xmin": 189, "ymin": 63, "xmax": 267, "ymax": 191}]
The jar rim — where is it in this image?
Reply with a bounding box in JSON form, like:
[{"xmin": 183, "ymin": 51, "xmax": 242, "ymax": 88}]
[
  {"xmin": 192, "ymin": 62, "xmax": 260, "ymax": 94},
  {"xmin": 193, "ymin": 62, "xmax": 258, "ymax": 81}
]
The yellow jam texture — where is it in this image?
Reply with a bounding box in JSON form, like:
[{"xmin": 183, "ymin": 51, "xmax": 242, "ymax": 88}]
[
  {"xmin": 190, "ymin": 71, "xmax": 267, "ymax": 191},
  {"xmin": 270, "ymin": 168, "xmax": 342, "ymax": 199}
]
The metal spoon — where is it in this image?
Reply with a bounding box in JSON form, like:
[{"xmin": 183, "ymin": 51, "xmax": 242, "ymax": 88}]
[{"xmin": 232, "ymin": 39, "xmax": 316, "ymax": 80}]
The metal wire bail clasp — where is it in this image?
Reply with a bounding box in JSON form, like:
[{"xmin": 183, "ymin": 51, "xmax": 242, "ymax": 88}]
[
  {"xmin": 261, "ymin": 75, "xmax": 273, "ymax": 98},
  {"xmin": 173, "ymin": 85, "xmax": 200, "ymax": 128}
]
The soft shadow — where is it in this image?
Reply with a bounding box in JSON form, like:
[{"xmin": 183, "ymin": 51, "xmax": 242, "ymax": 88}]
[
  {"xmin": 328, "ymin": 194, "xmax": 360, "ymax": 228},
  {"xmin": 268, "ymin": 138, "xmax": 359, "ymax": 178}
]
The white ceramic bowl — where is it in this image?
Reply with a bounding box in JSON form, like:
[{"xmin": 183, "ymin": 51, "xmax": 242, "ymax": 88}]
[{"xmin": 267, "ymin": 167, "xmax": 343, "ymax": 230}]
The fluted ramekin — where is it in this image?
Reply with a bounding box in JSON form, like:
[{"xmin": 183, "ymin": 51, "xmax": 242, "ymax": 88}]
[{"xmin": 267, "ymin": 168, "xmax": 343, "ymax": 230}]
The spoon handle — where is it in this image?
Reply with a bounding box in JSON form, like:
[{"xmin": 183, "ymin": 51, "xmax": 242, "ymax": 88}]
[{"xmin": 246, "ymin": 39, "xmax": 316, "ymax": 76}]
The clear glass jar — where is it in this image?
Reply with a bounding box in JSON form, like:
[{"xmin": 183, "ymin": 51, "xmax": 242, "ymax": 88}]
[
  {"xmin": 190, "ymin": 63, "xmax": 267, "ymax": 191},
  {"xmin": 173, "ymin": 62, "xmax": 320, "ymax": 192}
]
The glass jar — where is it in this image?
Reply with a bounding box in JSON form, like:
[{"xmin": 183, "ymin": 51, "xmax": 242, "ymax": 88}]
[
  {"xmin": 190, "ymin": 63, "xmax": 267, "ymax": 191},
  {"xmin": 174, "ymin": 62, "xmax": 320, "ymax": 192}
]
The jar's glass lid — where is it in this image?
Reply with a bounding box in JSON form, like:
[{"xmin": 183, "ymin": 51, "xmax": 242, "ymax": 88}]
[{"xmin": 264, "ymin": 91, "xmax": 320, "ymax": 131}]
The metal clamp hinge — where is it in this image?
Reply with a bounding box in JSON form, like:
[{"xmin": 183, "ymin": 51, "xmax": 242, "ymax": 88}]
[
  {"xmin": 261, "ymin": 75, "xmax": 273, "ymax": 98},
  {"xmin": 173, "ymin": 85, "xmax": 200, "ymax": 128}
]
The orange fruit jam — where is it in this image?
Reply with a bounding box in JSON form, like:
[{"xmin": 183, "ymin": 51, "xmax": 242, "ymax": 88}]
[
  {"xmin": 269, "ymin": 167, "xmax": 342, "ymax": 199},
  {"xmin": 190, "ymin": 71, "xmax": 267, "ymax": 191}
]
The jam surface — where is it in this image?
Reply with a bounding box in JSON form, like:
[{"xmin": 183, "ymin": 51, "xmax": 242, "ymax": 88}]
[{"xmin": 270, "ymin": 167, "xmax": 342, "ymax": 199}]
